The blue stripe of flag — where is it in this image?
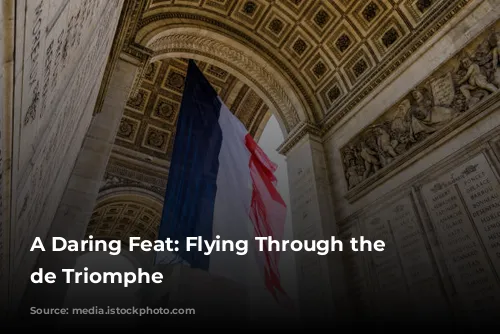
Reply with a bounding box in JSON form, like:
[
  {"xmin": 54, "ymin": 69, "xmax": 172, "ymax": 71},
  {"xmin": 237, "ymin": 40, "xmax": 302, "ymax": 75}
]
[{"xmin": 157, "ymin": 59, "xmax": 222, "ymax": 270}]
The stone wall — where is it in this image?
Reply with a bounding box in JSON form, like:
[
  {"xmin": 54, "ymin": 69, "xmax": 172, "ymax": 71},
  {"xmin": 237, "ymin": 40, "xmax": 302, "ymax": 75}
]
[
  {"xmin": 5, "ymin": 0, "xmax": 124, "ymax": 308},
  {"xmin": 324, "ymin": 1, "xmax": 500, "ymax": 319}
]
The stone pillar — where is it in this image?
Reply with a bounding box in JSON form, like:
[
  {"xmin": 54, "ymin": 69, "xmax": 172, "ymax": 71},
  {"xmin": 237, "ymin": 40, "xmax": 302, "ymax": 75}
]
[
  {"xmin": 0, "ymin": 0, "xmax": 14, "ymax": 318},
  {"xmin": 279, "ymin": 124, "xmax": 346, "ymax": 320},
  {"xmin": 19, "ymin": 54, "xmax": 141, "ymax": 311},
  {"xmin": 0, "ymin": 0, "xmax": 15, "ymax": 319}
]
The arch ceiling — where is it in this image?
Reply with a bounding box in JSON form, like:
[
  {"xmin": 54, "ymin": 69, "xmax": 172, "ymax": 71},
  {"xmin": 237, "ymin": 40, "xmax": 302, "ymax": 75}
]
[
  {"xmin": 108, "ymin": 0, "xmax": 471, "ymax": 165},
  {"xmin": 117, "ymin": 57, "xmax": 271, "ymax": 161},
  {"xmin": 132, "ymin": 0, "xmax": 470, "ymax": 130}
]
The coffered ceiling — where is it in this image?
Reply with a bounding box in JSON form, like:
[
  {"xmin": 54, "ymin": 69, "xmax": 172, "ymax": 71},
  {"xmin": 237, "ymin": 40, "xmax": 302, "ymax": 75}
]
[
  {"xmin": 116, "ymin": 57, "xmax": 269, "ymax": 161},
  {"xmin": 87, "ymin": 195, "xmax": 163, "ymax": 243},
  {"xmin": 139, "ymin": 0, "xmax": 469, "ymax": 127}
]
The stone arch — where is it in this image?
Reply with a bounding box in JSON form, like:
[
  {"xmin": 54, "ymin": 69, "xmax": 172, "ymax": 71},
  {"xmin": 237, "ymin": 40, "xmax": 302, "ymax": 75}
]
[
  {"xmin": 97, "ymin": 187, "xmax": 164, "ymax": 205},
  {"xmin": 134, "ymin": 25, "xmax": 312, "ymax": 135},
  {"xmin": 86, "ymin": 188, "xmax": 163, "ymax": 244}
]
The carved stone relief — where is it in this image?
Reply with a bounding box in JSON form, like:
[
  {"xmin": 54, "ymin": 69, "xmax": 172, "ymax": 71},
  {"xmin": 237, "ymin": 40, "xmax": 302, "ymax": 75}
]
[{"xmin": 341, "ymin": 21, "xmax": 500, "ymax": 194}]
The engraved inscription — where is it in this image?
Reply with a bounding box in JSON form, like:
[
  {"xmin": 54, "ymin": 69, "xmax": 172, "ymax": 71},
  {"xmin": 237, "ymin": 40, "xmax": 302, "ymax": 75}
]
[
  {"xmin": 430, "ymin": 72, "xmax": 455, "ymax": 107},
  {"xmin": 456, "ymin": 157, "xmax": 500, "ymax": 270},
  {"xmin": 355, "ymin": 195, "xmax": 448, "ymax": 316},
  {"xmin": 24, "ymin": 1, "xmax": 43, "ymax": 126},
  {"xmin": 287, "ymin": 147, "xmax": 331, "ymax": 307},
  {"xmin": 18, "ymin": 0, "xmax": 105, "ymax": 183},
  {"xmin": 13, "ymin": 1, "xmax": 122, "ymax": 269},
  {"xmin": 421, "ymin": 153, "xmax": 500, "ymax": 316}
]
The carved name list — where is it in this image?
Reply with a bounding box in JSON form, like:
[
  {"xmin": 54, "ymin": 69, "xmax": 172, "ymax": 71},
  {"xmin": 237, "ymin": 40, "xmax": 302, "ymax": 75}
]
[
  {"xmin": 421, "ymin": 152, "xmax": 500, "ymax": 316},
  {"xmin": 341, "ymin": 194, "xmax": 449, "ymax": 317}
]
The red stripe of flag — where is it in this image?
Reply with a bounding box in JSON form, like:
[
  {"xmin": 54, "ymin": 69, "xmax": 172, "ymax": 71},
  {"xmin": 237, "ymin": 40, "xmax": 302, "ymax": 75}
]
[{"xmin": 245, "ymin": 134, "xmax": 294, "ymax": 310}]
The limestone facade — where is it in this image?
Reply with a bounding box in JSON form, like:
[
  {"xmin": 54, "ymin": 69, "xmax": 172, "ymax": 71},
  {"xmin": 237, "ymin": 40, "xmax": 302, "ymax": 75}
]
[{"xmin": 2, "ymin": 0, "xmax": 500, "ymax": 320}]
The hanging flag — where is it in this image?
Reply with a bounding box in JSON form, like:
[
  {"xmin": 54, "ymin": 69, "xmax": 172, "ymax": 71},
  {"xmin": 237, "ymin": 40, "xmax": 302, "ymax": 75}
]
[{"xmin": 155, "ymin": 59, "xmax": 288, "ymax": 303}]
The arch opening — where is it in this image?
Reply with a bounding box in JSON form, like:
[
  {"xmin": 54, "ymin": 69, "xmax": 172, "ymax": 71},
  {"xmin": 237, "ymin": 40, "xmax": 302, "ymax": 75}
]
[
  {"xmin": 61, "ymin": 190, "xmax": 167, "ymax": 318},
  {"xmin": 79, "ymin": 12, "xmax": 303, "ymax": 308},
  {"xmin": 86, "ymin": 190, "xmax": 163, "ymax": 244}
]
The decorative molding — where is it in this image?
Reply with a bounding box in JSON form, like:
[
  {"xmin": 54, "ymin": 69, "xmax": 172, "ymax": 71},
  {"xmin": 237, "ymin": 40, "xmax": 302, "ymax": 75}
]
[
  {"xmin": 122, "ymin": 43, "xmax": 154, "ymax": 102},
  {"xmin": 346, "ymin": 93, "xmax": 500, "ymax": 203},
  {"xmin": 123, "ymin": 42, "xmax": 153, "ymax": 63},
  {"xmin": 148, "ymin": 33, "xmax": 302, "ymax": 131},
  {"xmin": 277, "ymin": 121, "xmax": 322, "ymax": 155},
  {"xmin": 136, "ymin": 11, "xmax": 317, "ymax": 123},
  {"xmin": 339, "ymin": 125, "xmax": 500, "ymax": 226},
  {"xmin": 100, "ymin": 158, "xmax": 168, "ymax": 198}
]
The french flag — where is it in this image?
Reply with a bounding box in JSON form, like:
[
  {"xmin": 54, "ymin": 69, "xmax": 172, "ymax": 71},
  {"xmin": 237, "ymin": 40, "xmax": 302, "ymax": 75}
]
[{"xmin": 156, "ymin": 60, "xmax": 288, "ymax": 303}]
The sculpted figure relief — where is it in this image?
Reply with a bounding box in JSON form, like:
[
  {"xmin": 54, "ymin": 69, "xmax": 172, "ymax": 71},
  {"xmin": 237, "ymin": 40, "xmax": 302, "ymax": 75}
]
[
  {"xmin": 342, "ymin": 28, "xmax": 500, "ymax": 191},
  {"xmin": 457, "ymin": 56, "xmax": 497, "ymax": 108},
  {"xmin": 492, "ymin": 32, "xmax": 500, "ymax": 87}
]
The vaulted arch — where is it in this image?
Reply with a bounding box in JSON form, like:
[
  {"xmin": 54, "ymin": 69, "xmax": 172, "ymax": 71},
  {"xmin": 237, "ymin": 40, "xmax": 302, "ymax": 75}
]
[
  {"xmin": 136, "ymin": 25, "xmax": 311, "ymax": 134},
  {"xmin": 86, "ymin": 189, "xmax": 163, "ymax": 243}
]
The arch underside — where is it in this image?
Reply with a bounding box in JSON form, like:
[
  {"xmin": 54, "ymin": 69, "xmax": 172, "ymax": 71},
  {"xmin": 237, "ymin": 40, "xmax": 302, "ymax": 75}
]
[
  {"xmin": 141, "ymin": 25, "xmax": 309, "ymax": 134},
  {"xmin": 134, "ymin": 0, "xmax": 470, "ymax": 130}
]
